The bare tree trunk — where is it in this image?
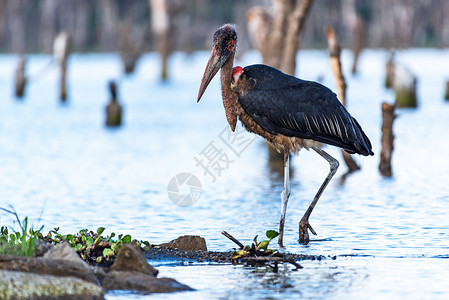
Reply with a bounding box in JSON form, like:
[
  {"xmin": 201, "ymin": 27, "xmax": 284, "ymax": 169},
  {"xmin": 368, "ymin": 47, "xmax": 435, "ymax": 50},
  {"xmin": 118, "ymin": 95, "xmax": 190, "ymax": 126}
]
[
  {"xmin": 14, "ymin": 56, "xmax": 27, "ymax": 98},
  {"xmin": 325, "ymin": 27, "xmax": 360, "ymax": 172},
  {"xmin": 325, "ymin": 27, "xmax": 346, "ymax": 104},
  {"xmin": 281, "ymin": 0, "xmax": 314, "ymax": 75},
  {"xmin": 247, "ymin": 0, "xmax": 315, "ymax": 74},
  {"xmin": 118, "ymin": 1, "xmax": 151, "ymax": 74},
  {"xmin": 351, "ymin": 17, "xmax": 364, "ymax": 75},
  {"xmin": 54, "ymin": 32, "xmax": 71, "ymax": 102},
  {"xmin": 118, "ymin": 23, "xmax": 139, "ymax": 74},
  {"xmin": 379, "ymin": 102, "xmax": 396, "ymax": 177},
  {"xmin": 150, "ymin": 0, "xmax": 171, "ymax": 80},
  {"xmin": 268, "ymin": 0, "xmax": 290, "ymax": 69}
]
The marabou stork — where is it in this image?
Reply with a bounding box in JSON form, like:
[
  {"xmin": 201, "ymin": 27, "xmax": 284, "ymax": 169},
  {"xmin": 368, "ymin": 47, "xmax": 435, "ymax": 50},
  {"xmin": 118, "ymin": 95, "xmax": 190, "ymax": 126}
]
[{"xmin": 197, "ymin": 24, "xmax": 373, "ymax": 246}]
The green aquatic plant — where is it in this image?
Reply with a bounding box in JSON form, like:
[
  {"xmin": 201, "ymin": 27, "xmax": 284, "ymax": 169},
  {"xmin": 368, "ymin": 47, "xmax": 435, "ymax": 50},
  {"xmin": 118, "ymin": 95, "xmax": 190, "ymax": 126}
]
[
  {"xmin": 46, "ymin": 226, "xmax": 150, "ymax": 265},
  {"xmin": 0, "ymin": 206, "xmax": 150, "ymax": 263},
  {"xmin": 231, "ymin": 230, "xmax": 279, "ymax": 260},
  {"xmin": 0, "ymin": 207, "xmax": 43, "ymax": 257}
]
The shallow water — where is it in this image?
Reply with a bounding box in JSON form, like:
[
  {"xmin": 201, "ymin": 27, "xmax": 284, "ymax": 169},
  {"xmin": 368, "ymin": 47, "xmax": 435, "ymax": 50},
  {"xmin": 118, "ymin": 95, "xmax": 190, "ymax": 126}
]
[{"xmin": 0, "ymin": 49, "xmax": 448, "ymax": 299}]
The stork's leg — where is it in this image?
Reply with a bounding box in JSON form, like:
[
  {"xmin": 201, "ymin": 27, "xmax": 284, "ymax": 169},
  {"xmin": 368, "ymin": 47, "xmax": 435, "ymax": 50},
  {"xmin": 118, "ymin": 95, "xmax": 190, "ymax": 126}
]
[
  {"xmin": 299, "ymin": 148, "xmax": 339, "ymax": 245},
  {"xmin": 278, "ymin": 150, "xmax": 290, "ymax": 247}
]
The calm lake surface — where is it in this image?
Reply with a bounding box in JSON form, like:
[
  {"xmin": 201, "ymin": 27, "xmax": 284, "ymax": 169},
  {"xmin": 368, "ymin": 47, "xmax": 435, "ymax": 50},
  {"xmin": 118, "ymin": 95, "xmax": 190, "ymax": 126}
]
[{"xmin": 1, "ymin": 49, "xmax": 448, "ymax": 299}]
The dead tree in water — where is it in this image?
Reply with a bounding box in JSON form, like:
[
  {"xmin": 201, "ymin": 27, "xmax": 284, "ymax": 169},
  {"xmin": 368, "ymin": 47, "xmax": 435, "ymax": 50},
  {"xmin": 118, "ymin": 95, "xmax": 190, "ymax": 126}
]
[
  {"xmin": 247, "ymin": 0, "xmax": 314, "ymax": 74},
  {"xmin": 379, "ymin": 102, "xmax": 396, "ymax": 177},
  {"xmin": 394, "ymin": 65, "xmax": 417, "ymax": 108},
  {"xmin": 325, "ymin": 27, "xmax": 360, "ymax": 173},
  {"xmin": 106, "ymin": 81, "xmax": 123, "ymax": 127},
  {"xmin": 53, "ymin": 32, "xmax": 71, "ymax": 102},
  {"xmin": 118, "ymin": 23, "xmax": 148, "ymax": 74},
  {"xmin": 384, "ymin": 52, "xmax": 417, "ymax": 108},
  {"xmin": 14, "ymin": 56, "xmax": 27, "ymax": 98},
  {"xmin": 281, "ymin": 0, "xmax": 315, "ymax": 75},
  {"xmin": 149, "ymin": 0, "xmax": 183, "ymax": 81},
  {"xmin": 246, "ymin": 0, "xmax": 315, "ymax": 161},
  {"xmin": 351, "ymin": 17, "xmax": 364, "ymax": 75}
]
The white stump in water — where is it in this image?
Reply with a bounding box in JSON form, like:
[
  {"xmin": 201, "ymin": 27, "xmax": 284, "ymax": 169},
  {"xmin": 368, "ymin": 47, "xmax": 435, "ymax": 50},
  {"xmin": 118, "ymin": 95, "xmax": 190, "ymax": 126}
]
[
  {"xmin": 394, "ymin": 65, "xmax": 417, "ymax": 108},
  {"xmin": 150, "ymin": 0, "xmax": 170, "ymax": 81},
  {"xmin": 53, "ymin": 32, "xmax": 71, "ymax": 102}
]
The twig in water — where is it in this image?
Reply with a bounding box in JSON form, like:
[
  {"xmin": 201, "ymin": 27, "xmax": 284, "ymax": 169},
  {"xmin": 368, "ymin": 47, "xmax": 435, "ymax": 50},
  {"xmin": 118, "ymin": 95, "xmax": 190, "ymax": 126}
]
[{"xmin": 221, "ymin": 231, "xmax": 244, "ymax": 249}]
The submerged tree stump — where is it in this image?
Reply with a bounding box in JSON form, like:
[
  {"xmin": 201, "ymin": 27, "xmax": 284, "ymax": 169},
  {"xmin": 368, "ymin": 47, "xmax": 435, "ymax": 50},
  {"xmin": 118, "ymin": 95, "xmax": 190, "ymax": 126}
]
[
  {"xmin": 444, "ymin": 80, "xmax": 449, "ymax": 101},
  {"xmin": 379, "ymin": 102, "xmax": 396, "ymax": 177},
  {"xmin": 394, "ymin": 65, "xmax": 417, "ymax": 108},
  {"xmin": 281, "ymin": 0, "xmax": 315, "ymax": 75},
  {"xmin": 106, "ymin": 81, "xmax": 123, "ymax": 127},
  {"xmin": 384, "ymin": 51, "xmax": 417, "ymax": 107},
  {"xmin": 325, "ymin": 26, "xmax": 360, "ymax": 172},
  {"xmin": 118, "ymin": 23, "xmax": 147, "ymax": 75},
  {"xmin": 14, "ymin": 56, "xmax": 27, "ymax": 98},
  {"xmin": 149, "ymin": 0, "xmax": 182, "ymax": 81},
  {"xmin": 53, "ymin": 32, "xmax": 71, "ymax": 102}
]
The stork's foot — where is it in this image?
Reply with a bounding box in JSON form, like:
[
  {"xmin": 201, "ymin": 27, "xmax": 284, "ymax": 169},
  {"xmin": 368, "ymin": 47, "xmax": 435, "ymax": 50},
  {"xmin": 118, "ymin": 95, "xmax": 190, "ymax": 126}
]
[{"xmin": 299, "ymin": 218, "xmax": 317, "ymax": 245}]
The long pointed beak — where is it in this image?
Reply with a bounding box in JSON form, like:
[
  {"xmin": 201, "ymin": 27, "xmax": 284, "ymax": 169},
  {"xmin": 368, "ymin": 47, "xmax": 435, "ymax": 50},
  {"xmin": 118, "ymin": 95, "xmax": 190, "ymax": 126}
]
[{"xmin": 197, "ymin": 48, "xmax": 221, "ymax": 102}]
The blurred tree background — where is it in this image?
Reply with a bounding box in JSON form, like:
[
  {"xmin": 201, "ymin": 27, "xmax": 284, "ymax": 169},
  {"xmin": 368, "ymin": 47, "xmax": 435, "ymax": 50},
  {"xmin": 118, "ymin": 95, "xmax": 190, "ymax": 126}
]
[{"xmin": 0, "ymin": 0, "xmax": 448, "ymax": 54}]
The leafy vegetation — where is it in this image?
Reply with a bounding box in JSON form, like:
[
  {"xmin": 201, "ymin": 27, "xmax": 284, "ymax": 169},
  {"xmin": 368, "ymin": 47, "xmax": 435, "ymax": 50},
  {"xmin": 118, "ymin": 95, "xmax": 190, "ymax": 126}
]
[
  {"xmin": 0, "ymin": 222, "xmax": 43, "ymax": 257},
  {"xmin": 44, "ymin": 227, "xmax": 150, "ymax": 266},
  {"xmin": 0, "ymin": 207, "xmax": 43, "ymax": 257},
  {"xmin": 231, "ymin": 230, "xmax": 279, "ymax": 260},
  {"xmin": 1, "ymin": 207, "xmax": 150, "ymax": 265}
]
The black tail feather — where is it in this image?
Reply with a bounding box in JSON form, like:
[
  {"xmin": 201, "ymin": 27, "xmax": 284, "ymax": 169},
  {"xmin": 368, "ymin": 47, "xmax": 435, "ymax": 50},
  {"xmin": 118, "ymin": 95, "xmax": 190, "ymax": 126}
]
[{"xmin": 351, "ymin": 117, "xmax": 374, "ymax": 156}]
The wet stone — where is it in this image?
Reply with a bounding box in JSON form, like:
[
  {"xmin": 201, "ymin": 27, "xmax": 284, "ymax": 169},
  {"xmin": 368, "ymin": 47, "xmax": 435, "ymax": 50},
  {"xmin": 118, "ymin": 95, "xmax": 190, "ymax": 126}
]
[
  {"xmin": 103, "ymin": 243, "xmax": 192, "ymax": 292},
  {"xmin": 161, "ymin": 235, "xmax": 208, "ymax": 252},
  {"xmin": 110, "ymin": 243, "xmax": 158, "ymax": 276},
  {"xmin": 43, "ymin": 242, "xmax": 87, "ymax": 268},
  {"xmin": 0, "ymin": 254, "xmax": 100, "ymax": 285},
  {"xmin": 102, "ymin": 271, "xmax": 192, "ymax": 292},
  {"xmin": 0, "ymin": 270, "xmax": 104, "ymax": 300}
]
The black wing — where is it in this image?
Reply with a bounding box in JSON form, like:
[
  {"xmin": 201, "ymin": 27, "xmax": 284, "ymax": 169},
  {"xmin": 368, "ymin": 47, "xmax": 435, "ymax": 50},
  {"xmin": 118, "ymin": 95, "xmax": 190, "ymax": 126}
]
[{"xmin": 237, "ymin": 65, "xmax": 373, "ymax": 156}]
